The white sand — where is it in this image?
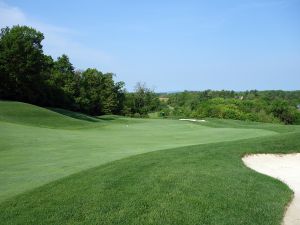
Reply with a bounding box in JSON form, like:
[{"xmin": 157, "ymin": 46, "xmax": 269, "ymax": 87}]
[
  {"xmin": 243, "ymin": 154, "xmax": 300, "ymax": 225},
  {"xmin": 179, "ymin": 118, "xmax": 206, "ymax": 122}
]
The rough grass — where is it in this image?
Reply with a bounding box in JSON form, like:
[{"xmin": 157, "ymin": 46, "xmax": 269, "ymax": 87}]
[{"xmin": 0, "ymin": 101, "xmax": 300, "ymax": 224}]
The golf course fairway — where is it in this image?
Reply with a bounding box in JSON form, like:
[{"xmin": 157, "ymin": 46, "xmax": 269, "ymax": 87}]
[{"xmin": 1, "ymin": 101, "xmax": 300, "ymax": 225}]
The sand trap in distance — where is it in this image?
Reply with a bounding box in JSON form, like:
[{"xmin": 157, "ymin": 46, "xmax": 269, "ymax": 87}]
[
  {"xmin": 179, "ymin": 118, "xmax": 206, "ymax": 122},
  {"xmin": 243, "ymin": 153, "xmax": 300, "ymax": 225}
]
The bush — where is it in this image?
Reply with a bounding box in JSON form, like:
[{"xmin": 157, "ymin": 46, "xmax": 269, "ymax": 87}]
[
  {"xmin": 166, "ymin": 92, "xmax": 300, "ymax": 124},
  {"xmin": 270, "ymin": 100, "xmax": 298, "ymax": 124}
]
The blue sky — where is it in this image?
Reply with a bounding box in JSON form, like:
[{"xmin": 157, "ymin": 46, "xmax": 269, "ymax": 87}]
[{"xmin": 1, "ymin": 0, "xmax": 299, "ymax": 91}]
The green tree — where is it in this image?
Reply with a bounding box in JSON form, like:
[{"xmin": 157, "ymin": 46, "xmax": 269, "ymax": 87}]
[
  {"xmin": 77, "ymin": 69, "xmax": 124, "ymax": 115},
  {"xmin": 124, "ymin": 82, "xmax": 160, "ymax": 116},
  {"xmin": 0, "ymin": 25, "xmax": 49, "ymax": 103},
  {"xmin": 270, "ymin": 100, "xmax": 297, "ymax": 124},
  {"xmin": 47, "ymin": 54, "xmax": 80, "ymax": 109},
  {"xmin": 0, "ymin": 25, "xmax": 126, "ymax": 116}
]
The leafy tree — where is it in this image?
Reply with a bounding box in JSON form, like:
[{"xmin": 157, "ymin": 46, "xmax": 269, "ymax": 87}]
[
  {"xmin": 0, "ymin": 25, "xmax": 126, "ymax": 116},
  {"xmin": 76, "ymin": 69, "xmax": 125, "ymax": 115},
  {"xmin": 112, "ymin": 81, "xmax": 126, "ymax": 114},
  {"xmin": 124, "ymin": 82, "xmax": 161, "ymax": 117},
  {"xmin": 51, "ymin": 54, "xmax": 75, "ymax": 89},
  {"xmin": 0, "ymin": 25, "xmax": 49, "ymax": 104},
  {"xmin": 47, "ymin": 54, "xmax": 80, "ymax": 109},
  {"xmin": 270, "ymin": 100, "xmax": 297, "ymax": 124}
]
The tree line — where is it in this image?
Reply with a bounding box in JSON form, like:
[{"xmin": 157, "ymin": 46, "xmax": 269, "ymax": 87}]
[
  {"xmin": 1, "ymin": 25, "xmax": 299, "ymax": 124},
  {"xmin": 160, "ymin": 90, "xmax": 300, "ymax": 124},
  {"xmin": 0, "ymin": 25, "xmax": 160, "ymax": 116}
]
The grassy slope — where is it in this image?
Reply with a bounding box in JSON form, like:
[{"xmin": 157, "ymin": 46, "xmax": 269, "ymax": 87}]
[
  {"xmin": 0, "ymin": 101, "xmax": 299, "ymax": 224},
  {"xmin": 0, "ymin": 101, "xmax": 99, "ymax": 129},
  {"xmin": 0, "ymin": 101, "xmax": 278, "ymax": 202}
]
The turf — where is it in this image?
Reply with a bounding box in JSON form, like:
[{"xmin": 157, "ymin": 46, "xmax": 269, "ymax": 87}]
[
  {"xmin": 0, "ymin": 101, "xmax": 98, "ymax": 129},
  {"xmin": 0, "ymin": 101, "xmax": 300, "ymax": 225}
]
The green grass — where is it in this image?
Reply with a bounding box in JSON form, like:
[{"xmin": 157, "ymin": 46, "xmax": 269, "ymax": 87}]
[
  {"xmin": 0, "ymin": 101, "xmax": 99, "ymax": 129},
  {"xmin": 0, "ymin": 101, "xmax": 300, "ymax": 224}
]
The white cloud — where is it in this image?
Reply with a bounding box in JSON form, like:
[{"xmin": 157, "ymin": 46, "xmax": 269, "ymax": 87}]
[
  {"xmin": 0, "ymin": 2, "xmax": 26, "ymax": 27},
  {"xmin": 0, "ymin": 1, "xmax": 112, "ymax": 70}
]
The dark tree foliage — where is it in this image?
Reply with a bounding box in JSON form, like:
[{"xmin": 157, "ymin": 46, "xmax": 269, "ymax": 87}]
[
  {"xmin": 270, "ymin": 100, "xmax": 298, "ymax": 125},
  {"xmin": 47, "ymin": 54, "xmax": 79, "ymax": 109},
  {"xmin": 0, "ymin": 26, "xmax": 50, "ymax": 104},
  {"xmin": 76, "ymin": 69, "xmax": 124, "ymax": 115},
  {"xmin": 0, "ymin": 25, "xmax": 126, "ymax": 116},
  {"xmin": 124, "ymin": 82, "xmax": 161, "ymax": 117}
]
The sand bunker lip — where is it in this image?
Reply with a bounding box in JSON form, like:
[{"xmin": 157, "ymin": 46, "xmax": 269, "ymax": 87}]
[
  {"xmin": 179, "ymin": 118, "xmax": 206, "ymax": 122},
  {"xmin": 242, "ymin": 153, "xmax": 300, "ymax": 225}
]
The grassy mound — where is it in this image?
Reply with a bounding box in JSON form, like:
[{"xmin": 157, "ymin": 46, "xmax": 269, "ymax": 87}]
[{"xmin": 0, "ymin": 101, "xmax": 98, "ymax": 128}]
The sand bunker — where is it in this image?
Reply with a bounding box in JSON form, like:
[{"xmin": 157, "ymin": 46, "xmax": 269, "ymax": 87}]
[
  {"xmin": 243, "ymin": 154, "xmax": 300, "ymax": 225},
  {"xmin": 179, "ymin": 119, "xmax": 206, "ymax": 122}
]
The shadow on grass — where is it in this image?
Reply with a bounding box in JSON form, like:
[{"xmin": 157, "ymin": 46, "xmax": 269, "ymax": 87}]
[
  {"xmin": 48, "ymin": 108, "xmax": 144, "ymax": 125},
  {"xmin": 48, "ymin": 108, "xmax": 100, "ymax": 122},
  {"xmin": 98, "ymin": 115, "xmax": 120, "ymax": 121}
]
